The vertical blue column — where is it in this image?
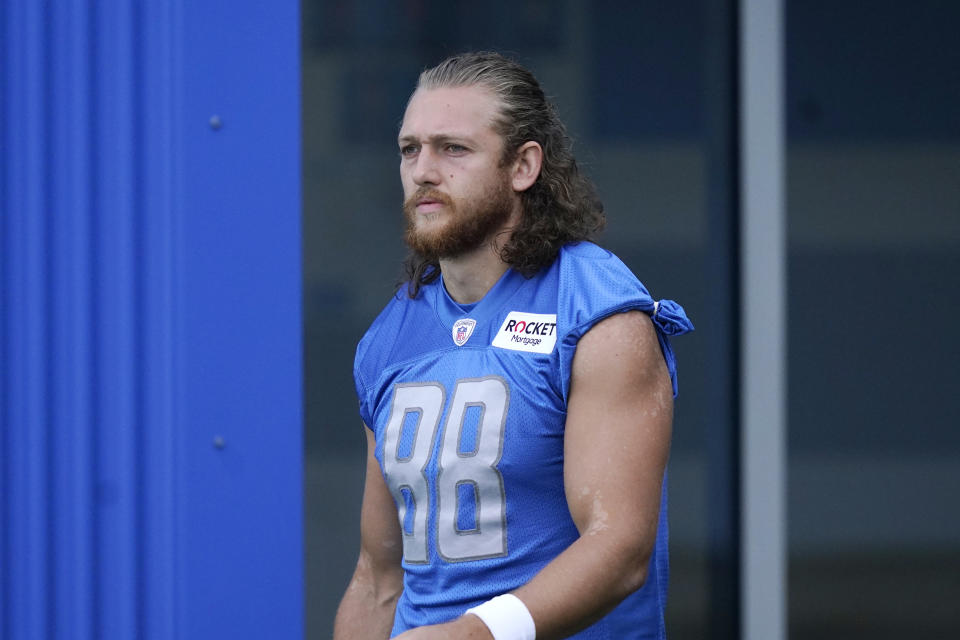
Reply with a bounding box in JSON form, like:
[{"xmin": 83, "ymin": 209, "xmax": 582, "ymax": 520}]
[
  {"xmin": 138, "ymin": 3, "xmax": 181, "ymax": 637},
  {"xmin": 92, "ymin": 2, "xmax": 140, "ymax": 637},
  {"xmin": 177, "ymin": 1, "xmax": 303, "ymax": 636},
  {"xmin": 48, "ymin": 2, "xmax": 95, "ymax": 639},
  {"xmin": 1, "ymin": 1, "xmax": 303, "ymax": 638},
  {"xmin": 4, "ymin": 1, "xmax": 52, "ymax": 638}
]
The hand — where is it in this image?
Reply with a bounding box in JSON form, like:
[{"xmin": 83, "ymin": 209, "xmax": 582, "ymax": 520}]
[{"xmin": 393, "ymin": 615, "xmax": 493, "ymax": 640}]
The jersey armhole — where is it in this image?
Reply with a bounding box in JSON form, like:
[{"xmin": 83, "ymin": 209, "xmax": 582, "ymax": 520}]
[{"xmin": 557, "ymin": 302, "xmax": 656, "ymax": 405}]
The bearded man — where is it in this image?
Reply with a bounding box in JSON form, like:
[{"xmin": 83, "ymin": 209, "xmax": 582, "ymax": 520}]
[{"xmin": 333, "ymin": 51, "xmax": 693, "ymax": 640}]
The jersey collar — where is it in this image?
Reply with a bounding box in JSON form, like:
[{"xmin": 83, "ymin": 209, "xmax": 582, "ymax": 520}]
[{"xmin": 434, "ymin": 267, "xmax": 527, "ymax": 330}]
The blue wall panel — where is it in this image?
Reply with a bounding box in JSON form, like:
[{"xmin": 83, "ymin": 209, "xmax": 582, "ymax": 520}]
[
  {"xmin": 1, "ymin": 2, "xmax": 303, "ymax": 638},
  {"xmin": 178, "ymin": 1, "xmax": 303, "ymax": 638}
]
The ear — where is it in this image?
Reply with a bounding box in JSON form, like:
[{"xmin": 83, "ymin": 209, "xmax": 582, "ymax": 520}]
[{"xmin": 510, "ymin": 141, "xmax": 543, "ymax": 192}]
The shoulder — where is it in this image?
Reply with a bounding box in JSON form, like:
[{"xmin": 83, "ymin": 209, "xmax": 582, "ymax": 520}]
[
  {"xmin": 557, "ymin": 239, "xmax": 616, "ymax": 261},
  {"xmin": 553, "ymin": 242, "xmax": 656, "ymax": 335},
  {"xmin": 354, "ymin": 284, "xmax": 429, "ymax": 380},
  {"xmin": 573, "ymin": 310, "xmax": 664, "ymax": 382},
  {"xmin": 555, "ymin": 241, "xmax": 648, "ymax": 290},
  {"xmin": 549, "ymin": 242, "xmax": 662, "ymax": 401}
]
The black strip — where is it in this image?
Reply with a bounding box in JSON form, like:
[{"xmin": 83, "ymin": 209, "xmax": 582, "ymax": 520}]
[{"xmin": 703, "ymin": 0, "xmax": 741, "ymax": 638}]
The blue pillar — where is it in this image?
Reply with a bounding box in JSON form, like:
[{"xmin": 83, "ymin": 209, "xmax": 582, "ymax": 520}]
[{"xmin": 1, "ymin": 2, "xmax": 303, "ymax": 638}]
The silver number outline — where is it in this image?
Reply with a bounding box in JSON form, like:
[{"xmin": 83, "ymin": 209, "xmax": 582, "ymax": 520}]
[
  {"xmin": 381, "ymin": 383, "xmax": 444, "ymax": 564},
  {"xmin": 381, "ymin": 376, "xmax": 510, "ymax": 564}
]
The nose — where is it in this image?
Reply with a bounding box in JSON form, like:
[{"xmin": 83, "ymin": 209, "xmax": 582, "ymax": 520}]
[{"xmin": 411, "ymin": 146, "xmax": 441, "ymax": 187}]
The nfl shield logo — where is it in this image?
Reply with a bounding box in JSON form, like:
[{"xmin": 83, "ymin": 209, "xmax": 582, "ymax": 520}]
[{"xmin": 452, "ymin": 318, "xmax": 477, "ymax": 346}]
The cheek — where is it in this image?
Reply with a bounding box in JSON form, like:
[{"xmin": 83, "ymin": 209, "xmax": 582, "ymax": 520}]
[{"xmin": 399, "ymin": 171, "xmax": 417, "ymax": 196}]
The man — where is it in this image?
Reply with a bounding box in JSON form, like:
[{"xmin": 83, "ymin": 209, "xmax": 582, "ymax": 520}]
[{"xmin": 334, "ymin": 52, "xmax": 693, "ymax": 640}]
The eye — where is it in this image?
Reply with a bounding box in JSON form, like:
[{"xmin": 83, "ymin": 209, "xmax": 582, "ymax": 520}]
[
  {"xmin": 399, "ymin": 144, "xmax": 419, "ymax": 158},
  {"xmin": 445, "ymin": 143, "xmax": 468, "ymax": 154}
]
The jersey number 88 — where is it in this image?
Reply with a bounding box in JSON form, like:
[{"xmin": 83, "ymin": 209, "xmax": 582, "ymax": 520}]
[{"xmin": 381, "ymin": 377, "xmax": 510, "ymax": 564}]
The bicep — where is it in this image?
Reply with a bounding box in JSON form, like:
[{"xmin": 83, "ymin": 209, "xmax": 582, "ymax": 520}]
[
  {"xmin": 563, "ymin": 311, "xmax": 673, "ymax": 541},
  {"xmin": 358, "ymin": 425, "xmax": 403, "ymax": 570}
]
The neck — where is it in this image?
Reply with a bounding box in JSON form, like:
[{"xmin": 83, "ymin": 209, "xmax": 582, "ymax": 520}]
[{"xmin": 439, "ymin": 208, "xmax": 519, "ymax": 304}]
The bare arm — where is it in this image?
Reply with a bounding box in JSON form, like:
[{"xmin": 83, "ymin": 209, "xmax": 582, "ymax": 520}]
[
  {"xmin": 397, "ymin": 310, "xmax": 674, "ymax": 640},
  {"xmin": 333, "ymin": 426, "xmax": 405, "ymax": 640},
  {"xmin": 513, "ymin": 310, "xmax": 673, "ymax": 638}
]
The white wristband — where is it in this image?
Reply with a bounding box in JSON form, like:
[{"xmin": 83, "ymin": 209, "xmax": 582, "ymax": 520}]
[{"xmin": 465, "ymin": 594, "xmax": 536, "ymax": 640}]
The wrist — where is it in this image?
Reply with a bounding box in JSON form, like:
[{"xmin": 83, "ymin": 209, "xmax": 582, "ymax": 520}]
[
  {"xmin": 465, "ymin": 594, "xmax": 536, "ymax": 640},
  {"xmin": 458, "ymin": 612, "xmax": 496, "ymax": 639}
]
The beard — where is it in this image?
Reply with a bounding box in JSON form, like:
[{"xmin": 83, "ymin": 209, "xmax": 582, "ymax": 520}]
[{"xmin": 403, "ymin": 177, "xmax": 515, "ymax": 261}]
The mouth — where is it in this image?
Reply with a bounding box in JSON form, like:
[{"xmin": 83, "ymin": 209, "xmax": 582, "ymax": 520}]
[
  {"xmin": 414, "ymin": 197, "xmax": 447, "ymax": 213},
  {"xmin": 405, "ymin": 189, "xmax": 452, "ymax": 218}
]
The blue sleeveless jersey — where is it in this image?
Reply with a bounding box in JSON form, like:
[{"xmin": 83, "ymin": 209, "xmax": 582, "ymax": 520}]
[{"xmin": 354, "ymin": 242, "xmax": 693, "ymax": 639}]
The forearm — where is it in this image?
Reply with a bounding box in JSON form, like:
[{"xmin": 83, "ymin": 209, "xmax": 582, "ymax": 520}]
[
  {"xmin": 511, "ymin": 529, "xmax": 651, "ymax": 640},
  {"xmin": 333, "ymin": 558, "xmax": 403, "ymax": 640},
  {"xmin": 336, "ymin": 425, "xmax": 405, "ymax": 639}
]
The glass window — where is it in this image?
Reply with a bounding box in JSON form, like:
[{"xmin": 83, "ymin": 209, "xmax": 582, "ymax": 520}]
[{"xmin": 786, "ymin": 2, "xmax": 960, "ymax": 637}]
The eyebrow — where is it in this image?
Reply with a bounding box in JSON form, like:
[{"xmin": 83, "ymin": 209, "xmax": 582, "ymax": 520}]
[{"xmin": 397, "ymin": 133, "xmax": 473, "ymax": 146}]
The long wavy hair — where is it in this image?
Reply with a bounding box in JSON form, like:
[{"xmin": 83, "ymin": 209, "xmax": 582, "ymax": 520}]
[{"xmin": 402, "ymin": 51, "xmax": 605, "ymax": 297}]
